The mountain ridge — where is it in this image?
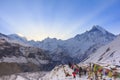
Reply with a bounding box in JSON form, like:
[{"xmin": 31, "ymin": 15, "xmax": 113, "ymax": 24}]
[{"xmin": 3, "ymin": 25, "xmax": 117, "ymax": 63}]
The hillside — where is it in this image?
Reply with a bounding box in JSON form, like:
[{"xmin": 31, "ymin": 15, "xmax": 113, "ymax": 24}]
[{"xmin": 84, "ymin": 35, "xmax": 120, "ymax": 65}]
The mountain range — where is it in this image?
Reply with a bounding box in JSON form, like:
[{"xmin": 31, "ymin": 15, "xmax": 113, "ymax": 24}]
[
  {"xmin": 0, "ymin": 30, "xmax": 120, "ymax": 80},
  {"xmin": 7, "ymin": 25, "xmax": 116, "ymax": 63},
  {"xmin": 0, "ymin": 25, "xmax": 119, "ymax": 79}
]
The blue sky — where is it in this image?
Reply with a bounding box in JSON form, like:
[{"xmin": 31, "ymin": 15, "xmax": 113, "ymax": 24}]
[{"xmin": 0, "ymin": 0, "xmax": 120, "ymax": 41}]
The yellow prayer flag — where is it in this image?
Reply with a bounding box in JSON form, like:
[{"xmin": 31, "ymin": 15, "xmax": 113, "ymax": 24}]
[{"xmin": 108, "ymin": 71, "xmax": 113, "ymax": 78}]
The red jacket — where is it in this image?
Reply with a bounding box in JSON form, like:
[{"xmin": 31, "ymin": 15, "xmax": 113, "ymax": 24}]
[{"xmin": 72, "ymin": 72, "xmax": 76, "ymax": 76}]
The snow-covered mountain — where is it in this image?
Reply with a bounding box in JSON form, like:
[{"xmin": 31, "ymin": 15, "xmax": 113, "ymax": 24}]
[
  {"xmin": 66, "ymin": 25, "xmax": 116, "ymax": 62},
  {"xmin": 35, "ymin": 37, "xmax": 63, "ymax": 52},
  {"xmin": 8, "ymin": 25, "xmax": 116, "ymax": 63},
  {"xmin": 41, "ymin": 34, "xmax": 120, "ymax": 80},
  {"xmin": 84, "ymin": 35, "xmax": 120, "ymax": 65},
  {"xmin": 32, "ymin": 25, "xmax": 116, "ymax": 63},
  {"xmin": 8, "ymin": 34, "xmax": 28, "ymax": 43},
  {"xmin": 0, "ymin": 25, "xmax": 119, "ymax": 80}
]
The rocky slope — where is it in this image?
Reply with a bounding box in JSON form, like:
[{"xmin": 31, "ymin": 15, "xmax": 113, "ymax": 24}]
[{"xmin": 0, "ymin": 37, "xmax": 51, "ymax": 76}]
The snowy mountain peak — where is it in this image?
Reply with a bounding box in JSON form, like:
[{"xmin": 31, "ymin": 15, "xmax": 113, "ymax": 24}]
[
  {"xmin": 8, "ymin": 34, "xmax": 27, "ymax": 42},
  {"xmin": 0, "ymin": 33, "xmax": 8, "ymax": 38},
  {"xmin": 91, "ymin": 25, "xmax": 107, "ymax": 34},
  {"xmin": 74, "ymin": 25, "xmax": 115, "ymax": 41},
  {"xmin": 42, "ymin": 37, "xmax": 59, "ymax": 43}
]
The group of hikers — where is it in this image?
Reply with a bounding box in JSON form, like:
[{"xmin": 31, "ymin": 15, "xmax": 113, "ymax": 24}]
[
  {"xmin": 65, "ymin": 62, "xmax": 120, "ymax": 80},
  {"xmin": 68, "ymin": 62, "xmax": 87, "ymax": 78}
]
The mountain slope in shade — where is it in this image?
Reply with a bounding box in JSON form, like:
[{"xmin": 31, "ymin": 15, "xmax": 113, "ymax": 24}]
[
  {"xmin": 84, "ymin": 35, "xmax": 120, "ymax": 65},
  {"xmin": 0, "ymin": 37, "xmax": 52, "ymax": 76}
]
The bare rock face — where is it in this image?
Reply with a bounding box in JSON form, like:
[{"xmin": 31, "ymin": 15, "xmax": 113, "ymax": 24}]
[{"xmin": 0, "ymin": 62, "xmax": 21, "ymax": 76}]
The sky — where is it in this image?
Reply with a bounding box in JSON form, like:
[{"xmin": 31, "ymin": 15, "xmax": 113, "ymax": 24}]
[{"xmin": 0, "ymin": 0, "xmax": 120, "ymax": 41}]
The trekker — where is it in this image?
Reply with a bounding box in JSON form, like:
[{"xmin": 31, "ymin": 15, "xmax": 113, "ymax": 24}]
[
  {"xmin": 74, "ymin": 68, "xmax": 79, "ymax": 74},
  {"xmin": 71, "ymin": 64, "xmax": 74, "ymax": 69},
  {"xmin": 72, "ymin": 72, "xmax": 76, "ymax": 78},
  {"xmin": 83, "ymin": 68, "xmax": 87, "ymax": 76},
  {"xmin": 113, "ymin": 71, "xmax": 117, "ymax": 80},
  {"xmin": 79, "ymin": 67, "xmax": 82, "ymax": 77},
  {"xmin": 68, "ymin": 62, "xmax": 72, "ymax": 68}
]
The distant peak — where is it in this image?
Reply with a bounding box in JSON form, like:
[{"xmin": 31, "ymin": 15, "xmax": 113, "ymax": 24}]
[
  {"xmin": 91, "ymin": 25, "xmax": 107, "ymax": 34},
  {"xmin": 9, "ymin": 33, "xmax": 27, "ymax": 41},
  {"xmin": 43, "ymin": 37, "xmax": 57, "ymax": 42},
  {"xmin": 0, "ymin": 33, "xmax": 8, "ymax": 38},
  {"xmin": 9, "ymin": 34, "xmax": 19, "ymax": 37},
  {"xmin": 92, "ymin": 25, "xmax": 104, "ymax": 30}
]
